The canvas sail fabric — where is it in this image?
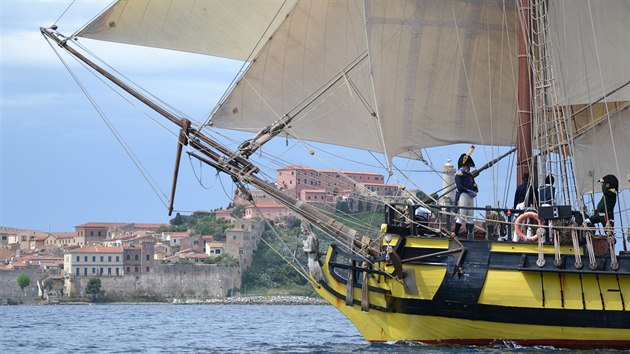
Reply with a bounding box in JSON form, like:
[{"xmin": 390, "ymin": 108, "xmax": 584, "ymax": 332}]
[
  {"xmin": 546, "ymin": 1, "xmax": 630, "ymax": 193},
  {"xmin": 77, "ymin": 0, "xmax": 296, "ymax": 62},
  {"xmin": 573, "ymin": 105, "xmax": 630, "ymax": 194},
  {"xmin": 547, "ymin": 0, "xmax": 630, "ymax": 106},
  {"xmin": 208, "ymin": 0, "xmax": 520, "ymax": 159},
  {"xmin": 77, "ymin": 0, "xmax": 520, "ymax": 159},
  {"xmin": 74, "ymin": 0, "xmax": 629, "ymax": 193}
]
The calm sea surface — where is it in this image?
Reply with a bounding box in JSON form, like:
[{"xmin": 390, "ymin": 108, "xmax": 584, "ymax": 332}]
[{"xmin": 0, "ymin": 304, "xmax": 620, "ymax": 353}]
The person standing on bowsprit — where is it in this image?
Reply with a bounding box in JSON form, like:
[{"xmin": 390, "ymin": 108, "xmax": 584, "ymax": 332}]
[{"xmin": 451, "ymin": 146, "xmax": 478, "ymax": 239}]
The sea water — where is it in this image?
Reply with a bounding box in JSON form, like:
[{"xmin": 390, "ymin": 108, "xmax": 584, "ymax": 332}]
[{"xmin": 0, "ymin": 304, "xmax": 618, "ymax": 353}]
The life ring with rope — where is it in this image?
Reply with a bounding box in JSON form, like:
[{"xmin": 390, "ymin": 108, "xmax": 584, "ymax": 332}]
[{"xmin": 514, "ymin": 211, "xmax": 542, "ymax": 242}]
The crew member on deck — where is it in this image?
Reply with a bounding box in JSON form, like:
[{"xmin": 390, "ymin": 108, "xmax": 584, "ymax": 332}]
[
  {"xmin": 584, "ymin": 174, "xmax": 618, "ymax": 228},
  {"xmin": 513, "ymin": 173, "xmax": 536, "ymax": 210},
  {"xmin": 538, "ymin": 175, "xmax": 556, "ymax": 206},
  {"xmin": 451, "ymin": 146, "xmax": 478, "ymax": 239}
]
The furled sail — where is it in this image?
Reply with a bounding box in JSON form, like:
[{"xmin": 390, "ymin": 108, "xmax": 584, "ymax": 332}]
[{"xmin": 546, "ymin": 1, "xmax": 630, "ymax": 193}]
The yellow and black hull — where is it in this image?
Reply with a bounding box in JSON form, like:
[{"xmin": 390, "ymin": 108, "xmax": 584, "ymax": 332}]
[{"xmin": 313, "ymin": 236, "xmax": 630, "ymax": 348}]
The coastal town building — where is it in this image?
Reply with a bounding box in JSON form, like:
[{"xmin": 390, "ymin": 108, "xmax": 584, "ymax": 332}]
[
  {"xmin": 75, "ymin": 222, "xmax": 167, "ymax": 245},
  {"xmin": 244, "ymin": 204, "xmax": 291, "ymax": 220},
  {"xmin": 277, "ymin": 165, "xmax": 386, "ymax": 199},
  {"xmin": 215, "ymin": 209, "xmax": 234, "ymax": 221},
  {"xmin": 234, "ymin": 165, "xmax": 399, "ymax": 218},
  {"xmin": 44, "ymin": 232, "xmax": 78, "ymax": 249},
  {"xmin": 123, "ymin": 238, "xmax": 155, "ymax": 274},
  {"xmin": 161, "ymin": 231, "xmax": 191, "ymax": 248},
  {"xmin": 64, "ymin": 246, "xmax": 124, "ymax": 277},
  {"xmin": 1, "ymin": 163, "xmax": 395, "ymax": 301}
]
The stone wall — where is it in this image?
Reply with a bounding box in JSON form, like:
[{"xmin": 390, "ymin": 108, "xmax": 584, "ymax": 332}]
[
  {"xmin": 0, "ymin": 268, "xmax": 44, "ymax": 301},
  {"xmin": 65, "ymin": 264, "xmax": 241, "ymax": 298}
]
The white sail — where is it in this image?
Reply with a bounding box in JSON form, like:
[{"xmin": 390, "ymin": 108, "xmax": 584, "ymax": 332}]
[
  {"xmin": 76, "ymin": 0, "xmax": 520, "ymax": 158},
  {"xmin": 573, "ymin": 105, "xmax": 630, "ymax": 194},
  {"xmin": 547, "ymin": 0, "xmax": 630, "ymax": 105},
  {"xmin": 74, "ymin": 0, "xmax": 629, "ymax": 189},
  {"xmin": 77, "ymin": 0, "xmax": 295, "ymax": 61},
  {"xmin": 208, "ymin": 0, "xmax": 520, "ymax": 158},
  {"xmin": 546, "ymin": 1, "xmax": 630, "ymax": 193}
]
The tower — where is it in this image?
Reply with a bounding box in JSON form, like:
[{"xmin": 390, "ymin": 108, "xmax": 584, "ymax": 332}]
[{"xmin": 440, "ymin": 159, "xmax": 455, "ymax": 207}]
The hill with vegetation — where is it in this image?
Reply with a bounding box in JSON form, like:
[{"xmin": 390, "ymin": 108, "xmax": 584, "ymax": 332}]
[{"xmin": 161, "ymin": 205, "xmax": 386, "ymax": 295}]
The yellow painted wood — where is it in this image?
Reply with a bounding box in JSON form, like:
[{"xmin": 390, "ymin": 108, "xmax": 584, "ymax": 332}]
[
  {"xmin": 478, "ymin": 270, "xmax": 542, "ymax": 307},
  {"xmin": 314, "ymin": 264, "xmax": 630, "ymax": 342},
  {"xmin": 401, "ymin": 237, "xmax": 449, "ymax": 249},
  {"xmin": 490, "ymin": 242, "xmax": 580, "ymax": 255},
  {"xmin": 385, "ymin": 264, "xmax": 446, "ymax": 299},
  {"xmin": 315, "ymin": 243, "xmax": 630, "ymax": 345},
  {"xmin": 542, "ymin": 272, "xmax": 563, "ymax": 308},
  {"xmin": 580, "ymin": 274, "xmax": 604, "ymax": 310},
  {"xmin": 559, "ymin": 273, "xmax": 584, "ymax": 309},
  {"xmin": 598, "ymin": 275, "xmax": 623, "ymax": 311},
  {"xmin": 619, "ymin": 275, "xmax": 630, "ymax": 311}
]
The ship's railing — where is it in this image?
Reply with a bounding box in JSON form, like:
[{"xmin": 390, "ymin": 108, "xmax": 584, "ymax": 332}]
[{"xmin": 385, "ymin": 202, "xmax": 585, "ymax": 242}]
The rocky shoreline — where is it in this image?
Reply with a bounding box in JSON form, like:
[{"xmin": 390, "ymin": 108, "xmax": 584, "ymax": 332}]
[{"xmin": 171, "ymin": 295, "xmax": 328, "ymax": 305}]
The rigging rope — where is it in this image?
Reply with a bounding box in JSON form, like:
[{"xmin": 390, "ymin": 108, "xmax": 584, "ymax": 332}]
[
  {"xmin": 43, "ymin": 34, "xmax": 170, "ymax": 210},
  {"xmin": 53, "ymin": 0, "xmax": 77, "ymax": 26}
]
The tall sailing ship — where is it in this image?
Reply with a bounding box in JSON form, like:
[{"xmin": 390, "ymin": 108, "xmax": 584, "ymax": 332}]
[{"xmin": 42, "ymin": 0, "xmax": 629, "ymax": 348}]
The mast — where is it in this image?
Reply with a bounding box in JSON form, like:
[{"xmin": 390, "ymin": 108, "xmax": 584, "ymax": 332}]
[{"xmin": 516, "ymin": 0, "xmax": 533, "ymax": 184}]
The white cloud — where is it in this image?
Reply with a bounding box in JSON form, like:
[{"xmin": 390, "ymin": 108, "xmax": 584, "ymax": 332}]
[{"xmin": 1, "ymin": 92, "xmax": 65, "ymax": 108}]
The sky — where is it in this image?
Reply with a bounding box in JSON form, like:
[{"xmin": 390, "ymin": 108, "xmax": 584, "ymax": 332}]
[
  {"xmin": 1, "ymin": 0, "xmax": 519, "ymax": 233},
  {"xmin": 1, "ymin": 0, "xmax": 243, "ymax": 231}
]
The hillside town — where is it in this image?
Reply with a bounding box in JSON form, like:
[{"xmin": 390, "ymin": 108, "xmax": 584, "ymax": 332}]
[{"xmin": 1, "ymin": 165, "xmax": 416, "ymax": 303}]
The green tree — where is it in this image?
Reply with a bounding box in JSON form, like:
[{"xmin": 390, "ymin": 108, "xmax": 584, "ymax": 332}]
[
  {"xmin": 171, "ymin": 212, "xmax": 184, "ymax": 226},
  {"xmin": 231, "ymin": 204, "xmax": 245, "ymax": 218},
  {"xmin": 335, "ymin": 200, "xmax": 350, "ymax": 214},
  {"xmin": 43, "ymin": 279, "xmax": 54, "ymax": 298},
  {"xmin": 16, "ymin": 273, "xmax": 30, "ymax": 297},
  {"xmin": 204, "ymin": 254, "xmax": 239, "ymax": 266},
  {"xmin": 85, "ymin": 277, "xmax": 103, "ymax": 300}
]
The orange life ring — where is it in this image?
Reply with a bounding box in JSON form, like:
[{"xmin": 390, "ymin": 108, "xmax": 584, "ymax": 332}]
[{"xmin": 514, "ymin": 212, "xmax": 541, "ymax": 242}]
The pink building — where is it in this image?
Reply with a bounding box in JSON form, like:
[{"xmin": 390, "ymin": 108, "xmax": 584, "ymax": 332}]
[
  {"xmin": 244, "ymin": 204, "xmax": 292, "ymax": 220},
  {"xmin": 300, "ymin": 189, "xmax": 331, "ymax": 203},
  {"xmin": 277, "ymin": 165, "xmax": 385, "ymax": 199},
  {"xmin": 215, "ymin": 209, "xmax": 234, "ymax": 221}
]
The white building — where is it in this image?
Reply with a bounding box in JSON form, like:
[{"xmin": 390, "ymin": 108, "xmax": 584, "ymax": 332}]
[{"xmin": 64, "ymin": 246, "xmax": 124, "ymax": 277}]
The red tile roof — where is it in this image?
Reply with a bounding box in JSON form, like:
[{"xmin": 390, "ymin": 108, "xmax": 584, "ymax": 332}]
[
  {"xmin": 52, "ymin": 232, "xmax": 77, "ymax": 239},
  {"xmin": 0, "ymin": 248, "xmax": 14, "ymax": 259},
  {"xmin": 244, "ymin": 204, "xmax": 286, "ymax": 209},
  {"xmin": 164, "ymin": 232, "xmax": 190, "ymax": 238},
  {"xmin": 133, "ymin": 223, "xmax": 168, "ymax": 229},
  {"xmin": 74, "ymin": 222, "xmax": 129, "ymax": 228}
]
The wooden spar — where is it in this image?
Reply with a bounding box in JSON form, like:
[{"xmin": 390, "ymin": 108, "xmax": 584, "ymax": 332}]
[
  {"xmin": 39, "ymin": 27, "xmax": 254, "ymax": 173},
  {"xmin": 516, "ymin": 0, "xmax": 533, "ymax": 184},
  {"xmin": 40, "ymin": 28, "xmax": 183, "ymax": 128},
  {"xmin": 40, "ymin": 27, "xmax": 375, "ymax": 257},
  {"xmin": 168, "ymin": 119, "xmax": 191, "ymax": 216}
]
